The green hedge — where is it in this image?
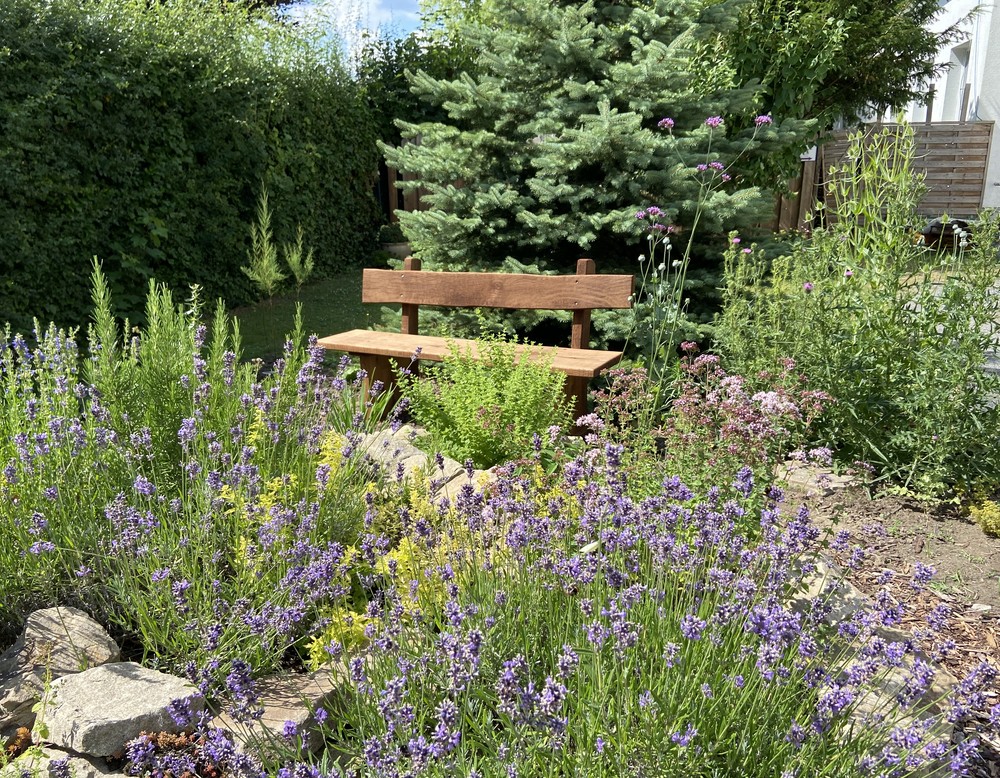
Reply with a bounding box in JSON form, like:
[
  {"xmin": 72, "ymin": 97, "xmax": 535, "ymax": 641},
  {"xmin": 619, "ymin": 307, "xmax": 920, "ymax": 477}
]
[{"xmin": 0, "ymin": 0, "xmax": 380, "ymax": 332}]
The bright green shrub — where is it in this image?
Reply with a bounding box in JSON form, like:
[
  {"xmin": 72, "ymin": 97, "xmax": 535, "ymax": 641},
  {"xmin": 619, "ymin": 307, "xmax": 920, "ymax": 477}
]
[
  {"xmin": 716, "ymin": 125, "xmax": 1000, "ymax": 495},
  {"xmin": 398, "ymin": 334, "xmax": 573, "ymax": 468},
  {"xmin": 0, "ymin": 0, "xmax": 379, "ymax": 332}
]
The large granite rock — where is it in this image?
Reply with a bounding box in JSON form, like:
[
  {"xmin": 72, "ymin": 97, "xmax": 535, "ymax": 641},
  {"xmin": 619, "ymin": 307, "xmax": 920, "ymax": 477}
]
[
  {"xmin": 33, "ymin": 662, "xmax": 204, "ymax": 758},
  {"xmin": 0, "ymin": 607, "xmax": 119, "ymax": 737}
]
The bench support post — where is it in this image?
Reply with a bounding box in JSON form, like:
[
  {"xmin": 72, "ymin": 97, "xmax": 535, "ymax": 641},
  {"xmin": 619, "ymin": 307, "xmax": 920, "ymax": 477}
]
[
  {"xmin": 564, "ymin": 375, "xmax": 589, "ymax": 429},
  {"xmin": 401, "ymin": 256, "xmax": 421, "ymax": 335},
  {"xmin": 571, "ymin": 258, "xmax": 595, "ymax": 350},
  {"xmin": 359, "ymin": 353, "xmax": 400, "ymax": 410}
]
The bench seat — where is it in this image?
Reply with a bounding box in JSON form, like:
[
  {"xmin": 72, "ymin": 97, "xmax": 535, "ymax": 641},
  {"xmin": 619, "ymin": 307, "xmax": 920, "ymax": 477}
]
[{"xmin": 317, "ymin": 329, "xmax": 624, "ymax": 378}]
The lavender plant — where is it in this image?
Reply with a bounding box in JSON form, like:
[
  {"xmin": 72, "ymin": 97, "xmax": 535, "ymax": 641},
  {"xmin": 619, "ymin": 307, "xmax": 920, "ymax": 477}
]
[
  {"xmin": 0, "ymin": 264, "xmax": 393, "ymax": 683},
  {"xmin": 244, "ymin": 445, "xmax": 985, "ymax": 778}
]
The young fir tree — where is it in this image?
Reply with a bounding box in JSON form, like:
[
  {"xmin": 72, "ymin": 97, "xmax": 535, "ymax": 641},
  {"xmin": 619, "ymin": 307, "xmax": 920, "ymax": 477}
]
[{"xmin": 384, "ymin": 0, "xmax": 812, "ymax": 290}]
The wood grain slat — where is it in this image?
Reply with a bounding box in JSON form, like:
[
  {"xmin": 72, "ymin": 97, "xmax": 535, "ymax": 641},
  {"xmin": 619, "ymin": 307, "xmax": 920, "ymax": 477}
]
[
  {"xmin": 924, "ymin": 183, "xmax": 986, "ymax": 193},
  {"xmin": 318, "ymin": 330, "xmax": 624, "ymax": 378},
  {"xmin": 919, "ymin": 160, "xmax": 990, "ymax": 169},
  {"xmin": 362, "ymin": 269, "xmax": 634, "ymax": 310},
  {"xmin": 922, "ymin": 172, "xmax": 988, "ymax": 181},
  {"xmin": 571, "ymin": 258, "xmax": 596, "ymax": 349}
]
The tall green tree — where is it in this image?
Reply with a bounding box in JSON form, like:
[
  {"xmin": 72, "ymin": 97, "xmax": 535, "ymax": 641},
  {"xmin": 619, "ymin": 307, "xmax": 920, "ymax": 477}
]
[
  {"xmin": 386, "ymin": 0, "xmax": 810, "ymax": 282},
  {"xmin": 725, "ymin": 0, "xmax": 961, "ymax": 128},
  {"xmin": 422, "ymin": 0, "xmax": 961, "ymax": 128}
]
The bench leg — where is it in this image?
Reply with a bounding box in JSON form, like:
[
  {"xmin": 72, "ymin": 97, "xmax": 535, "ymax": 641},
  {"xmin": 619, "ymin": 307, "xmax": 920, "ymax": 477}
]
[
  {"xmin": 563, "ymin": 375, "xmax": 589, "ymax": 434},
  {"xmin": 359, "ymin": 354, "xmax": 401, "ymax": 414}
]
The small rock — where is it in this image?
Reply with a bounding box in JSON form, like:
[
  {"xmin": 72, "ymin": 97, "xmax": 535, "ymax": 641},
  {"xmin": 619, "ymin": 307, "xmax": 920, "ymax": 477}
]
[
  {"xmin": 0, "ymin": 746, "xmax": 127, "ymax": 778},
  {"xmin": 211, "ymin": 669, "xmax": 347, "ymax": 755},
  {"xmin": 361, "ymin": 429, "xmax": 430, "ymax": 481},
  {"xmin": 33, "ymin": 662, "xmax": 204, "ymax": 758},
  {"xmin": 777, "ymin": 461, "xmax": 855, "ymax": 496},
  {"xmin": 790, "ymin": 555, "xmax": 867, "ymax": 627},
  {"xmin": 969, "ymin": 603, "xmax": 993, "ymax": 614},
  {"xmin": 1, "ymin": 607, "xmax": 119, "ymax": 737}
]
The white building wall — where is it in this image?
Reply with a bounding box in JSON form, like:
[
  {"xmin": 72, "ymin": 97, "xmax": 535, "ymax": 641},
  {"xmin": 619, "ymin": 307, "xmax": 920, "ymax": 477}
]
[{"xmin": 904, "ymin": 0, "xmax": 1000, "ymax": 207}]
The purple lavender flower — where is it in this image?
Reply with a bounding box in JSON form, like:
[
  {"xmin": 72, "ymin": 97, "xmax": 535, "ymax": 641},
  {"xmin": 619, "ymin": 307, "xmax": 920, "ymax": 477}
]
[
  {"xmin": 48, "ymin": 758, "xmax": 70, "ymax": 778},
  {"xmin": 132, "ymin": 475, "xmax": 156, "ymax": 497},
  {"xmin": 585, "ymin": 620, "xmax": 609, "ymax": 649},
  {"xmin": 910, "ymin": 561, "xmax": 936, "ymax": 589},
  {"xmin": 166, "ymin": 696, "xmax": 197, "ymax": 728},
  {"xmin": 178, "ymin": 417, "xmax": 197, "ymax": 445},
  {"xmin": 125, "ymin": 736, "xmax": 157, "ymax": 771},
  {"xmin": 679, "ymin": 614, "xmax": 706, "ymax": 641},
  {"xmin": 671, "ymin": 723, "xmax": 698, "ymax": 746},
  {"xmin": 556, "ymin": 645, "xmax": 579, "ymax": 679}
]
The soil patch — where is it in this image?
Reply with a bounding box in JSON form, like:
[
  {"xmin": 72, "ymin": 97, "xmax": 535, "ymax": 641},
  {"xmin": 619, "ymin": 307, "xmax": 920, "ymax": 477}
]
[{"xmin": 794, "ymin": 483, "xmax": 1000, "ymax": 774}]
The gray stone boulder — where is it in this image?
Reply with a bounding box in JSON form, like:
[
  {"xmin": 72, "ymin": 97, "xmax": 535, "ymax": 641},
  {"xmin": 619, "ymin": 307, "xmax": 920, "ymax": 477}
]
[
  {"xmin": 0, "ymin": 746, "xmax": 127, "ymax": 778},
  {"xmin": 790, "ymin": 555, "xmax": 867, "ymax": 627},
  {"xmin": 211, "ymin": 668, "xmax": 347, "ymax": 755},
  {"xmin": 777, "ymin": 460, "xmax": 856, "ymax": 497},
  {"xmin": 361, "ymin": 427, "xmax": 430, "ymax": 481},
  {"xmin": 1, "ymin": 607, "xmax": 119, "ymax": 737},
  {"xmin": 33, "ymin": 662, "xmax": 204, "ymax": 758}
]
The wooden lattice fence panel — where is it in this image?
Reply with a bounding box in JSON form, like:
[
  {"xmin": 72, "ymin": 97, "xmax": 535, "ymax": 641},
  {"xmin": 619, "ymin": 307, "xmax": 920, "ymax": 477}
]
[
  {"xmin": 774, "ymin": 122, "xmax": 993, "ymax": 231},
  {"xmin": 818, "ymin": 122, "xmax": 993, "ymax": 219}
]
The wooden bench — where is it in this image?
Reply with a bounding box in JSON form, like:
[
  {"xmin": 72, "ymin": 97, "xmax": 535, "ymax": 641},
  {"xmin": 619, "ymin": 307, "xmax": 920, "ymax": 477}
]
[{"xmin": 317, "ymin": 257, "xmax": 634, "ymax": 421}]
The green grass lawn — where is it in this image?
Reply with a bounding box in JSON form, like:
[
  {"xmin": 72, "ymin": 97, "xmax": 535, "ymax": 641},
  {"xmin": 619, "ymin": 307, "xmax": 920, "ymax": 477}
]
[{"xmin": 230, "ymin": 269, "xmax": 380, "ymax": 361}]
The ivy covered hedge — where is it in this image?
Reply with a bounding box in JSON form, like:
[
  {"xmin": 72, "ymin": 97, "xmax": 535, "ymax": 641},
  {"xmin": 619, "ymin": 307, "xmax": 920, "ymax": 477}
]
[{"xmin": 0, "ymin": 0, "xmax": 380, "ymax": 331}]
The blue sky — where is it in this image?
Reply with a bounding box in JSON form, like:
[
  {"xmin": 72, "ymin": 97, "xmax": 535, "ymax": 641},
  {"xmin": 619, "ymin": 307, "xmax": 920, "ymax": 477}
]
[{"xmin": 285, "ymin": 0, "xmax": 423, "ymax": 52}]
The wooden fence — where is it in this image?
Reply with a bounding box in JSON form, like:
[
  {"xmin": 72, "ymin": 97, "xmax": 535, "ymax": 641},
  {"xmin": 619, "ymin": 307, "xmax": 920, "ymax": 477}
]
[
  {"xmin": 376, "ymin": 160, "xmax": 430, "ymax": 224},
  {"xmin": 775, "ymin": 121, "xmax": 994, "ymax": 231}
]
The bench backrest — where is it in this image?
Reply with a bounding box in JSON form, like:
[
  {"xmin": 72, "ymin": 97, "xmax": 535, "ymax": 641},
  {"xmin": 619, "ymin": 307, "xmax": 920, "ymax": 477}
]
[{"xmin": 362, "ymin": 257, "xmax": 633, "ymax": 349}]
